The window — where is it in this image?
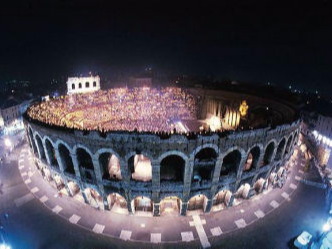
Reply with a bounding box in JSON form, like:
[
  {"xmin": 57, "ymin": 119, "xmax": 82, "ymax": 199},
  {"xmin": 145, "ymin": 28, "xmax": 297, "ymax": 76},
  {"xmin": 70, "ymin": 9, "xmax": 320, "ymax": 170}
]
[
  {"xmin": 72, "ymin": 83, "xmax": 75, "ymax": 90},
  {"xmin": 86, "ymin": 82, "xmax": 90, "ymax": 88},
  {"xmin": 79, "ymin": 83, "xmax": 82, "ymax": 89}
]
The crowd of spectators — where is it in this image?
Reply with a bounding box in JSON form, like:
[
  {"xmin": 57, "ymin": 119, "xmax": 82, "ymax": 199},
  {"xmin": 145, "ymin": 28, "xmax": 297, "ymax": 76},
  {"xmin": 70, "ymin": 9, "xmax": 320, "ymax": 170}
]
[{"xmin": 27, "ymin": 87, "xmax": 197, "ymax": 133}]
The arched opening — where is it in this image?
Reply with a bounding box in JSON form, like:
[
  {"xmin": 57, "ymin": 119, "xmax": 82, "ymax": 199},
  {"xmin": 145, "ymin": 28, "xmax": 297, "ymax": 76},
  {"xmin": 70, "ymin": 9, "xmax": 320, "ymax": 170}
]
[
  {"xmin": 53, "ymin": 173, "xmax": 68, "ymax": 195},
  {"xmin": 234, "ymin": 183, "xmax": 250, "ymax": 205},
  {"xmin": 78, "ymin": 83, "xmax": 82, "ymax": 89},
  {"xmin": 84, "ymin": 188, "xmax": 104, "ymax": 210},
  {"xmin": 93, "ymin": 81, "xmax": 97, "ymax": 87},
  {"xmin": 131, "ymin": 196, "xmax": 153, "ymax": 216},
  {"xmin": 284, "ymin": 135, "xmax": 293, "ymax": 156},
  {"xmin": 35, "ymin": 135, "xmax": 46, "ymax": 160},
  {"xmin": 275, "ymin": 139, "xmax": 286, "ymax": 161},
  {"xmin": 107, "ymin": 193, "xmax": 128, "ymax": 214},
  {"xmin": 43, "ymin": 167, "xmax": 52, "ymax": 182},
  {"xmin": 244, "ymin": 146, "xmax": 260, "ymax": 171},
  {"xmin": 187, "ymin": 194, "xmax": 208, "ymax": 214},
  {"xmin": 220, "ymin": 150, "xmax": 241, "ymax": 177},
  {"xmin": 77, "ymin": 148, "xmax": 94, "ymax": 181},
  {"xmin": 160, "ymin": 196, "xmax": 182, "ymax": 216},
  {"xmin": 212, "ymin": 190, "xmax": 232, "ymax": 212},
  {"xmin": 129, "ymin": 154, "xmax": 152, "ymax": 182},
  {"xmin": 193, "ymin": 148, "xmax": 217, "ymax": 182},
  {"xmin": 67, "ymin": 181, "xmax": 84, "ymax": 203},
  {"xmin": 85, "ymin": 82, "xmax": 89, "ymax": 88},
  {"xmin": 58, "ymin": 143, "xmax": 75, "ymax": 174},
  {"xmin": 28, "ymin": 127, "xmax": 37, "ymax": 155},
  {"xmin": 45, "ymin": 139, "xmax": 58, "ymax": 167},
  {"xmin": 99, "ymin": 153, "xmax": 122, "ymax": 180},
  {"xmin": 72, "ymin": 83, "xmax": 75, "ymax": 90},
  {"xmin": 160, "ymin": 155, "xmax": 185, "ymax": 182},
  {"xmin": 263, "ymin": 142, "xmax": 275, "ymax": 166},
  {"xmin": 254, "ymin": 178, "xmax": 266, "ymax": 194}
]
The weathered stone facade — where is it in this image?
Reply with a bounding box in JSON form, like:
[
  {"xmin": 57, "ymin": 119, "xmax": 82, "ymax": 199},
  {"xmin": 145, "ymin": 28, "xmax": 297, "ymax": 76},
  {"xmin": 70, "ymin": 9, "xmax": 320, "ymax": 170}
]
[{"xmin": 24, "ymin": 116, "xmax": 300, "ymax": 216}]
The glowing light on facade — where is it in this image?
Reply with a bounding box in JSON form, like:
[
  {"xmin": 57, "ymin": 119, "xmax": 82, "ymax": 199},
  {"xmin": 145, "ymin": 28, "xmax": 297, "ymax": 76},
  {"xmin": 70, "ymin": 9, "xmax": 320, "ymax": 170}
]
[{"xmin": 239, "ymin": 100, "xmax": 248, "ymax": 117}]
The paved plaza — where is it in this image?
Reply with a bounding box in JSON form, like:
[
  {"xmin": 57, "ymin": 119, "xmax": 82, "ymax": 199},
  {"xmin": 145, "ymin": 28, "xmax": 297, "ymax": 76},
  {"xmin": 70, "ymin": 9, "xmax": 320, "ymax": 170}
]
[{"xmin": 0, "ymin": 143, "xmax": 327, "ymax": 248}]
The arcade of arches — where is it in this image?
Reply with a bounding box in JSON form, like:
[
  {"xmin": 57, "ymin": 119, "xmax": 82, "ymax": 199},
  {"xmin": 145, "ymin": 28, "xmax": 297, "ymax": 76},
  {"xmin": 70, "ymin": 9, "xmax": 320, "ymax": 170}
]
[{"xmin": 27, "ymin": 126, "xmax": 299, "ymax": 216}]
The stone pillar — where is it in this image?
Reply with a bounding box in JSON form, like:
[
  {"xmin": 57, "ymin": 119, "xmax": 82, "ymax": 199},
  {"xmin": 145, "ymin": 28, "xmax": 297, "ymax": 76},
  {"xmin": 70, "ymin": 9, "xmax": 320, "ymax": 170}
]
[
  {"xmin": 153, "ymin": 202, "xmax": 160, "ymax": 216},
  {"xmin": 54, "ymin": 148, "xmax": 65, "ymax": 173},
  {"xmin": 78, "ymin": 181, "xmax": 89, "ymax": 204},
  {"xmin": 71, "ymin": 152, "xmax": 82, "ymax": 179},
  {"xmin": 183, "ymin": 158, "xmax": 194, "ymax": 201},
  {"xmin": 228, "ymin": 194, "xmax": 235, "ymax": 207},
  {"xmin": 181, "ymin": 202, "xmax": 188, "ymax": 216},
  {"xmin": 234, "ymin": 155, "xmax": 248, "ymax": 190},
  {"xmin": 210, "ymin": 155, "xmax": 223, "ymax": 197},
  {"xmin": 152, "ymin": 160, "xmax": 160, "ymax": 193},
  {"xmin": 62, "ymin": 176, "xmax": 72, "ymax": 196},
  {"xmin": 251, "ymin": 153, "xmax": 264, "ymax": 185},
  {"xmin": 92, "ymin": 158, "xmax": 103, "ymax": 183},
  {"xmin": 120, "ymin": 159, "xmax": 131, "ymax": 188},
  {"xmin": 103, "ymin": 195, "xmax": 110, "ymax": 210},
  {"xmin": 42, "ymin": 140, "xmax": 51, "ymax": 166},
  {"xmin": 125, "ymin": 190, "xmax": 133, "ymax": 214},
  {"xmin": 204, "ymin": 199, "xmax": 213, "ymax": 213}
]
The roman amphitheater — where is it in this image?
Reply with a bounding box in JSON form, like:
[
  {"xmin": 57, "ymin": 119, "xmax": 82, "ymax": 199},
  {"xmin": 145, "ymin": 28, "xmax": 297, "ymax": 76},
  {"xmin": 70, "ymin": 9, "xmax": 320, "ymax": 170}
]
[{"xmin": 23, "ymin": 86, "xmax": 300, "ymax": 217}]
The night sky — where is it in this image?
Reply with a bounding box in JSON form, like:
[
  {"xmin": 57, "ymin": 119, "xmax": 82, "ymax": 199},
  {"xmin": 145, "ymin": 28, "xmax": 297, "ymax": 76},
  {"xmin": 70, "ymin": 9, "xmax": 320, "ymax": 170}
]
[{"xmin": 0, "ymin": 0, "xmax": 331, "ymax": 93}]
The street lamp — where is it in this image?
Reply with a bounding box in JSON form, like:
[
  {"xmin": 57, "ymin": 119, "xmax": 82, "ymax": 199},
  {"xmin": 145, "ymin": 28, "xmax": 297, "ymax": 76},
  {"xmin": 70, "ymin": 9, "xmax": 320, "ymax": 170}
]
[{"xmin": 4, "ymin": 139, "xmax": 12, "ymax": 148}]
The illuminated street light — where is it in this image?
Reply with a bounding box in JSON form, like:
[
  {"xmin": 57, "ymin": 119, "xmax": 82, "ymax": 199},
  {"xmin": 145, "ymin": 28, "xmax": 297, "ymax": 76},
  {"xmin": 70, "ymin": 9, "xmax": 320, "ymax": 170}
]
[
  {"xmin": 323, "ymin": 223, "xmax": 331, "ymax": 232},
  {"xmin": 4, "ymin": 138, "xmax": 12, "ymax": 148}
]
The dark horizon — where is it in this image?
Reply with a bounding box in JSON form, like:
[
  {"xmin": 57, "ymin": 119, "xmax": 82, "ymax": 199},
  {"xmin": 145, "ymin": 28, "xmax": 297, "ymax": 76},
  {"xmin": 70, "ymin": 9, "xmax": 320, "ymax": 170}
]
[{"xmin": 0, "ymin": 0, "xmax": 332, "ymax": 93}]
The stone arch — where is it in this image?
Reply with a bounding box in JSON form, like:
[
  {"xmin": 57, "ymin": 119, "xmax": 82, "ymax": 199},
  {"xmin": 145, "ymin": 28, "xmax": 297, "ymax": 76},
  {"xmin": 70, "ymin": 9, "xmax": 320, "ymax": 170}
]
[
  {"xmin": 274, "ymin": 137, "xmax": 286, "ymax": 161},
  {"xmin": 244, "ymin": 145, "xmax": 261, "ymax": 171},
  {"xmin": 160, "ymin": 196, "xmax": 182, "ymax": 216},
  {"xmin": 107, "ymin": 193, "xmax": 128, "ymax": 214},
  {"xmin": 131, "ymin": 196, "xmax": 154, "ymax": 215},
  {"xmin": 75, "ymin": 146, "xmax": 94, "ymax": 170},
  {"xmin": 44, "ymin": 137, "xmax": 59, "ymax": 167},
  {"xmin": 187, "ymin": 194, "xmax": 209, "ymax": 213},
  {"xmin": 58, "ymin": 142, "xmax": 75, "ymax": 174},
  {"xmin": 220, "ymin": 149, "xmax": 243, "ymax": 177},
  {"xmin": 28, "ymin": 126, "xmax": 37, "ymax": 154},
  {"xmin": 284, "ymin": 134, "xmax": 294, "ymax": 156},
  {"xmin": 234, "ymin": 183, "xmax": 251, "ymax": 200},
  {"xmin": 84, "ymin": 187, "xmax": 104, "ymax": 210},
  {"xmin": 98, "ymin": 151, "xmax": 122, "ymax": 181},
  {"xmin": 34, "ymin": 133, "xmax": 46, "ymax": 160},
  {"xmin": 263, "ymin": 140, "xmax": 276, "ymax": 166},
  {"xmin": 72, "ymin": 83, "xmax": 75, "ymax": 90},
  {"xmin": 160, "ymin": 154, "xmax": 185, "ymax": 182},
  {"xmin": 191, "ymin": 143, "xmax": 219, "ymax": 158},
  {"xmin": 128, "ymin": 152, "xmax": 152, "ymax": 182},
  {"xmin": 192, "ymin": 147, "xmax": 218, "ymax": 182}
]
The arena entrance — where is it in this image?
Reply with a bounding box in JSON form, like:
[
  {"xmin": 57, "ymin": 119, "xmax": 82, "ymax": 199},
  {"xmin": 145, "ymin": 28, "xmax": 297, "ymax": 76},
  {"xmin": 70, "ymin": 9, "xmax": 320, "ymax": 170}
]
[
  {"xmin": 99, "ymin": 153, "xmax": 122, "ymax": 180},
  {"xmin": 160, "ymin": 196, "xmax": 181, "ymax": 216},
  {"xmin": 254, "ymin": 178, "xmax": 266, "ymax": 194},
  {"xmin": 84, "ymin": 188, "xmax": 104, "ymax": 210},
  {"xmin": 187, "ymin": 194, "xmax": 208, "ymax": 215},
  {"xmin": 132, "ymin": 196, "xmax": 153, "ymax": 216},
  {"xmin": 233, "ymin": 183, "xmax": 250, "ymax": 205},
  {"xmin": 53, "ymin": 173, "xmax": 68, "ymax": 195},
  {"xmin": 67, "ymin": 181, "xmax": 84, "ymax": 203},
  {"xmin": 212, "ymin": 190, "xmax": 232, "ymax": 212},
  {"xmin": 220, "ymin": 150, "xmax": 241, "ymax": 177},
  {"xmin": 160, "ymin": 155, "xmax": 185, "ymax": 183},
  {"xmin": 193, "ymin": 148, "xmax": 217, "ymax": 183},
  {"xmin": 107, "ymin": 193, "xmax": 128, "ymax": 214},
  {"xmin": 129, "ymin": 154, "xmax": 152, "ymax": 182}
]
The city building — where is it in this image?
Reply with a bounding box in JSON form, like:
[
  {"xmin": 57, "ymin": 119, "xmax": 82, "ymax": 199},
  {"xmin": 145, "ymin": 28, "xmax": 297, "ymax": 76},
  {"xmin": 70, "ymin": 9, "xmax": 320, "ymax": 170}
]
[{"xmin": 67, "ymin": 75, "xmax": 101, "ymax": 95}]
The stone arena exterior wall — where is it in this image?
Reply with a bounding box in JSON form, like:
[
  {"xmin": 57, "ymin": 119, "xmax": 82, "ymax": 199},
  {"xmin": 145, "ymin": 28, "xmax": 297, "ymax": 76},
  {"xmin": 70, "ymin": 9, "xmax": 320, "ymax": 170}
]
[{"xmin": 24, "ymin": 116, "xmax": 300, "ymax": 216}]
